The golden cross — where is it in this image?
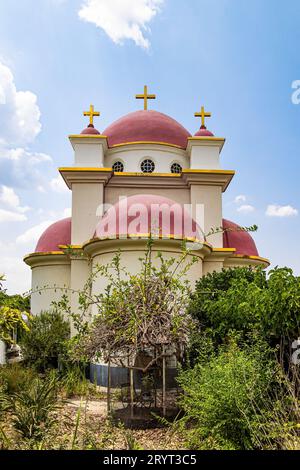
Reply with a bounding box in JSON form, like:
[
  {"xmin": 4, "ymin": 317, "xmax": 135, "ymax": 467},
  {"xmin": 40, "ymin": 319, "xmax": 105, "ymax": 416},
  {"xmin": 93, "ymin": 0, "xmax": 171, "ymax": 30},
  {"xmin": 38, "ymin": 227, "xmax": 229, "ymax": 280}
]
[
  {"xmin": 194, "ymin": 105, "xmax": 211, "ymax": 128},
  {"xmin": 83, "ymin": 104, "xmax": 100, "ymax": 126},
  {"xmin": 135, "ymin": 85, "xmax": 156, "ymax": 110}
]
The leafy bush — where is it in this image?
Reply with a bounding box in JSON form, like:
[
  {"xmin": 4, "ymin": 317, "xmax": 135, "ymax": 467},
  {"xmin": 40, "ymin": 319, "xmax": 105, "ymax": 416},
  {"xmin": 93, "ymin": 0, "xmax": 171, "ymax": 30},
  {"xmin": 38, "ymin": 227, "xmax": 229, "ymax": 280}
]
[
  {"xmin": 20, "ymin": 311, "xmax": 70, "ymax": 371},
  {"xmin": 189, "ymin": 267, "xmax": 300, "ymax": 365},
  {"xmin": 5, "ymin": 373, "xmax": 61, "ymax": 440},
  {"xmin": 178, "ymin": 340, "xmax": 276, "ymax": 450},
  {"xmin": 60, "ymin": 364, "xmax": 89, "ymax": 398},
  {"xmin": 0, "ymin": 364, "xmax": 37, "ymax": 394}
]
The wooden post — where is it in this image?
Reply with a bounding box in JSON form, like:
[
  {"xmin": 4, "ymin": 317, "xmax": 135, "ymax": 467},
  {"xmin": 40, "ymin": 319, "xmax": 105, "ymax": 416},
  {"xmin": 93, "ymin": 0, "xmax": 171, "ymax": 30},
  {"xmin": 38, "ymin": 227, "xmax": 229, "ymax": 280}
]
[
  {"xmin": 107, "ymin": 358, "xmax": 111, "ymax": 414},
  {"xmin": 162, "ymin": 345, "xmax": 166, "ymax": 417},
  {"xmin": 130, "ymin": 367, "xmax": 134, "ymax": 418},
  {"xmin": 154, "ymin": 346, "xmax": 157, "ymax": 409}
]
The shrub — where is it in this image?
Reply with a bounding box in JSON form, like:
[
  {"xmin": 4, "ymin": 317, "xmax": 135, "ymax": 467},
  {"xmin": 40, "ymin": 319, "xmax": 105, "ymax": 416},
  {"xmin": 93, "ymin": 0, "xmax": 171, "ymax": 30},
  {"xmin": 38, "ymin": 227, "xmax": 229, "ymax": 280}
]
[
  {"xmin": 20, "ymin": 310, "xmax": 70, "ymax": 372},
  {"xmin": 177, "ymin": 340, "xmax": 276, "ymax": 450},
  {"xmin": 6, "ymin": 373, "xmax": 61, "ymax": 440},
  {"xmin": 189, "ymin": 267, "xmax": 300, "ymax": 366},
  {"xmin": 60, "ymin": 364, "xmax": 89, "ymax": 398},
  {"xmin": 0, "ymin": 364, "xmax": 37, "ymax": 394}
]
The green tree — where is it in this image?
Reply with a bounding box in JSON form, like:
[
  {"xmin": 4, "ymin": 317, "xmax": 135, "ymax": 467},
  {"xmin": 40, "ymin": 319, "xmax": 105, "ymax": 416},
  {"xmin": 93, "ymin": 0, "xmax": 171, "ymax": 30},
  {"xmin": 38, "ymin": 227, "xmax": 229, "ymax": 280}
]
[
  {"xmin": 0, "ymin": 275, "xmax": 30, "ymax": 345},
  {"xmin": 20, "ymin": 311, "xmax": 70, "ymax": 371},
  {"xmin": 188, "ymin": 267, "xmax": 300, "ymax": 365}
]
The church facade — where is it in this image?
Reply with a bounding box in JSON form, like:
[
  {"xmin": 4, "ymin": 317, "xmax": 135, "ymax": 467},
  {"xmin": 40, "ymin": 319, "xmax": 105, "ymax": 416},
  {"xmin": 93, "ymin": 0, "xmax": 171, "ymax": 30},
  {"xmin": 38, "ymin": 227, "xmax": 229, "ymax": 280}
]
[{"xmin": 24, "ymin": 88, "xmax": 269, "ymax": 323}]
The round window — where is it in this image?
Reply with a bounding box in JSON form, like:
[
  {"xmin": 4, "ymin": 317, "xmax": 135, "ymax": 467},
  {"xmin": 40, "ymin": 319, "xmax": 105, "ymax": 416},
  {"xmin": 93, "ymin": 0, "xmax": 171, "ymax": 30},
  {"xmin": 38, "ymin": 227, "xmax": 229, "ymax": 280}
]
[
  {"xmin": 171, "ymin": 163, "xmax": 182, "ymax": 174},
  {"xmin": 141, "ymin": 159, "xmax": 155, "ymax": 173},
  {"xmin": 112, "ymin": 161, "xmax": 124, "ymax": 172}
]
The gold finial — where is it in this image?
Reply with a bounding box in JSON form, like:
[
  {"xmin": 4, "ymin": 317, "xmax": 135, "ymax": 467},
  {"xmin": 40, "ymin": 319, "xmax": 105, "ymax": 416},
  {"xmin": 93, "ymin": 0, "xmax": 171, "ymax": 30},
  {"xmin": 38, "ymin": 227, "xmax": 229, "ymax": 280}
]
[
  {"xmin": 83, "ymin": 104, "xmax": 100, "ymax": 126},
  {"xmin": 194, "ymin": 105, "xmax": 211, "ymax": 128},
  {"xmin": 135, "ymin": 85, "xmax": 156, "ymax": 111}
]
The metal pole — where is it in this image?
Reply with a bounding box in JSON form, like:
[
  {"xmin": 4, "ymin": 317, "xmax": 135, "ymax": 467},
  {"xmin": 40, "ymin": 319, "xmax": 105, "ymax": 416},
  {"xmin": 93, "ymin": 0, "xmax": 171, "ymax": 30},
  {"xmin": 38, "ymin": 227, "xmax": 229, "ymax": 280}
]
[
  {"xmin": 162, "ymin": 345, "xmax": 166, "ymax": 417},
  {"xmin": 107, "ymin": 358, "xmax": 111, "ymax": 414},
  {"xmin": 130, "ymin": 367, "xmax": 134, "ymax": 418}
]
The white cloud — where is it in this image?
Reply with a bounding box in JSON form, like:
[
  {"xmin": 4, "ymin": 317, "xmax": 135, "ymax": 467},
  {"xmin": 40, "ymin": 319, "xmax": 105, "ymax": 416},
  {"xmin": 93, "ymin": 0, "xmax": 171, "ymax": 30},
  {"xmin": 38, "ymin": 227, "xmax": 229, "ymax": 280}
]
[
  {"xmin": 0, "ymin": 253, "xmax": 31, "ymax": 294},
  {"xmin": 0, "ymin": 148, "xmax": 52, "ymax": 189},
  {"xmin": 16, "ymin": 220, "xmax": 53, "ymax": 245},
  {"xmin": 0, "ymin": 208, "xmax": 27, "ymax": 222},
  {"xmin": 1, "ymin": 147, "xmax": 52, "ymax": 163},
  {"xmin": 0, "ymin": 185, "xmax": 30, "ymax": 213},
  {"xmin": 234, "ymin": 194, "xmax": 246, "ymax": 204},
  {"xmin": 0, "ymin": 61, "xmax": 41, "ymax": 146},
  {"xmin": 78, "ymin": 0, "xmax": 164, "ymax": 49},
  {"xmin": 237, "ymin": 204, "xmax": 255, "ymax": 214},
  {"xmin": 266, "ymin": 204, "xmax": 298, "ymax": 218},
  {"xmin": 50, "ymin": 175, "xmax": 68, "ymax": 193}
]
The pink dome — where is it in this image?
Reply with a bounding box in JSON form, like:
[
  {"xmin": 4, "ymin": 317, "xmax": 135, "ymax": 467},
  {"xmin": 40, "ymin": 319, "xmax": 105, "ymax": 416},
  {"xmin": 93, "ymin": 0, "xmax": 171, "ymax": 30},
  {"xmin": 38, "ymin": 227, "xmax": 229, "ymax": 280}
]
[
  {"xmin": 35, "ymin": 218, "xmax": 71, "ymax": 253},
  {"xmin": 81, "ymin": 124, "xmax": 101, "ymax": 135},
  {"xmin": 103, "ymin": 110, "xmax": 191, "ymax": 149},
  {"xmin": 95, "ymin": 194, "xmax": 202, "ymax": 240},
  {"xmin": 222, "ymin": 219, "xmax": 259, "ymax": 256},
  {"xmin": 194, "ymin": 127, "xmax": 214, "ymax": 137}
]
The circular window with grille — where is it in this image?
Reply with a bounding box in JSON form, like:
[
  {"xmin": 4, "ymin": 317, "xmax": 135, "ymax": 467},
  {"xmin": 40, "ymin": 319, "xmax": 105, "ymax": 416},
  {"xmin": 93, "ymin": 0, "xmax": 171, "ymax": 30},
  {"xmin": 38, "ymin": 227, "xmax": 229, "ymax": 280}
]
[
  {"xmin": 171, "ymin": 163, "xmax": 182, "ymax": 174},
  {"xmin": 112, "ymin": 161, "xmax": 124, "ymax": 172},
  {"xmin": 141, "ymin": 159, "xmax": 155, "ymax": 173}
]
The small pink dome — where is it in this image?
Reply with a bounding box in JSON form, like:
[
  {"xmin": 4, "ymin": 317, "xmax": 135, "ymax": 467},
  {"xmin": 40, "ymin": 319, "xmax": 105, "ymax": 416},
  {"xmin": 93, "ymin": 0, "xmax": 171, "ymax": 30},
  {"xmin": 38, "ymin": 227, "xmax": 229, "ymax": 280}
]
[
  {"xmin": 95, "ymin": 194, "xmax": 202, "ymax": 240},
  {"xmin": 222, "ymin": 219, "xmax": 259, "ymax": 256},
  {"xmin": 81, "ymin": 124, "xmax": 101, "ymax": 135},
  {"xmin": 35, "ymin": 218, "xmax": 71, "ymax": 253},
  {"xmin": 194, "ymin": 127, "xmax": 214, "ymax": 137},
  {"xmin": 103, "ymin": 110, "xmax": 191, "ymax": 149}
]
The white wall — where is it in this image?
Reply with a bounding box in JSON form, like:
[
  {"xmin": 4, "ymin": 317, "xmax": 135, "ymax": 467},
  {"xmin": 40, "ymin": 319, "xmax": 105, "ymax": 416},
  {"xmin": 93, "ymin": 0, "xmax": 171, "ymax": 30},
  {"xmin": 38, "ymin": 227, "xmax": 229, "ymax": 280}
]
[
  {"xmin": 30, "ymin": 260, "xmax": 71, "ymax": 315},
  {"xmin": 105, "ymin": 145, "xmax": 189, "ymax": 173}
]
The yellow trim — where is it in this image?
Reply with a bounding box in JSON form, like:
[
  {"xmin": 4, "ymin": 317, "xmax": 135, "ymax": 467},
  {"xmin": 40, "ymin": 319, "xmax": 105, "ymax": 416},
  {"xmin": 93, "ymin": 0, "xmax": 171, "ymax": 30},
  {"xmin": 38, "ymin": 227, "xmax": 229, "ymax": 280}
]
[
  {"xmin": 212, "ymin": 247, "xmax": 236, "ymax": 253},
  {"xmin": 232, "ymin": 254, "xmax": 270, "ymax": 265},
  {"xmin": 68, "ymin": 135, "xmax": 108, "ymax": 139},
  {"xmin": 113, "ymin": 171, "xmax": 181, "ymax": 177},
  {"xmin": 23, "ymin": 251, "xmax": 65, "ymax": 260},
  {"xmin": 59, "ymin": 167, "xmax": 112, "ymax": 172},
  {"xmin": 110, "ymin": 141, "xmax": 184, "ymax": 149},
  {"xmin": 58, "ymin": 244, "xmax": 83, "ymax": 250},
  {"xmin": 187, "ymin": 136, "xmax": 225, "ymax": 142},
  {"xmin": 83, "ymin": 234, "xmax": 211, "ymax": 249},
  {"xmin": 182, "ymin": 169, "xmax": 235, "ymax": 175}
]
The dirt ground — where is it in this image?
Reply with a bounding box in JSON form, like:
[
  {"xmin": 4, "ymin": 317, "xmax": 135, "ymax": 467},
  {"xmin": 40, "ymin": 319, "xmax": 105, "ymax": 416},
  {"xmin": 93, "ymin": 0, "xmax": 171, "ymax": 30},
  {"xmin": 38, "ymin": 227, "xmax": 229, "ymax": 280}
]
[{"xmin": 1, "ymin": 398, "xmax": 185, "ymax": 450}]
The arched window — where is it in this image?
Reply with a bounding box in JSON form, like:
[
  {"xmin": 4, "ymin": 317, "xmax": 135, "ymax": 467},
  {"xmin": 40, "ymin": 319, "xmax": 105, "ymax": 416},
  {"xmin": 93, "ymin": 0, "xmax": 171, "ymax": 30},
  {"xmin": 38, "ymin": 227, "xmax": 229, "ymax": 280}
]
[
  {"xmin": 171, "ymin": 162, "xmax": 182, "ymax": 174},
  {"xmin": 112, "ymin": 161, "xmax": 124, "ymax": 172},
  {"xmin": 141, "ymin": 159, "xmax": 155, "ymax": 173}
]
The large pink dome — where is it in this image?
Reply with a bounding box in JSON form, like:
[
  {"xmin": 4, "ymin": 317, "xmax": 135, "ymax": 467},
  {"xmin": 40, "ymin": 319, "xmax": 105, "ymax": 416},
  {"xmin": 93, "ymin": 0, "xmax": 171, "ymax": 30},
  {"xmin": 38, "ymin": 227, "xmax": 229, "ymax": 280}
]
[
  {"xmin": 95, "ymin": 194, "xmax": 201, "ymax": 240},
  {"xmin": 222, "ymin": 219, "xmax": 259, "ymax": 256},
  {"xmin": 103, "ymin": 110, "xmax": 191, "ymax": 149},
  {"xmin": 35, "ymin": 218, "xmax": 71, "ymax": 253}
]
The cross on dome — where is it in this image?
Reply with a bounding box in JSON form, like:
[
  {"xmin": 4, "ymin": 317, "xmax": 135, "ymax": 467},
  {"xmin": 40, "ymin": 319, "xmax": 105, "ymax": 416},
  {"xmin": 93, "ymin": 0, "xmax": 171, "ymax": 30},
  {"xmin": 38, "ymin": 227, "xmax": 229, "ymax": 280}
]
[
  {"xmin": 83, "ymin": 104, "xmax": 100, "ymax": 127},
  {"xmin": 135, "ymin": 85, "xmax": 156, "ymax": 110},
  {"xmin": 194, "ymin": 105, "xmax": 211, "ymax": 129}
]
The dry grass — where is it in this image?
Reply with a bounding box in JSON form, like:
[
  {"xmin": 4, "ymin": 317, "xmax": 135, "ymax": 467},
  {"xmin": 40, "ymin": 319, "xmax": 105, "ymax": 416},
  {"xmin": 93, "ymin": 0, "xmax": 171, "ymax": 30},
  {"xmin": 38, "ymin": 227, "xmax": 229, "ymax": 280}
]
[{"xmin": 0, "ymin": 399, "xmax": 184, "ymax": 450}]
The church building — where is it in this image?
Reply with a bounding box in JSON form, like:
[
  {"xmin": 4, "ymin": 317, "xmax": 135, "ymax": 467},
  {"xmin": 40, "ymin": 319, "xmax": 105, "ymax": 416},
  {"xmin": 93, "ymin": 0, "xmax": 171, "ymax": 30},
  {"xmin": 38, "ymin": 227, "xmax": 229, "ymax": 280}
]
[{"xmin": 24, "ymin": 87, "xmax": 269, "ymax": 322}]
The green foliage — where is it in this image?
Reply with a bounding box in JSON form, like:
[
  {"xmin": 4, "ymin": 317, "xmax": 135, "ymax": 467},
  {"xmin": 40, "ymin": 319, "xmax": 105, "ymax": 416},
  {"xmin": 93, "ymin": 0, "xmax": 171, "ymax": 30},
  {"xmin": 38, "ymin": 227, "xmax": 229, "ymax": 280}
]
[
  {"xmin": 178, "ymin": 340, "xmax": 277, "ymax": 450},
  {"xmin": 0, "ymin": 274, "xmax": 30, "ymax": 344},
  {"xmin": 60, "ymin": 364, "xmax": 89, "ymax": 398},
  {"xmin": 5, "ymin": 373, "xmax": 61, "ymax": 440},
  {"xmin": 0, "ymin": 306, "xmax": 30, "ymax": 344},
  {"xmin": 0, "ymin": 275, "xmax": 30, "ymax": 312},
  {"xmin": 189, "ymin": 267, "xmax": 300, "ymax": 363},
  {"xmin": 0, "ymin": 364, "xmax": 38, "ymax": 394},
  {"xmin": 20, "ymin": 310, "xmax": 70, "ymax": 372}
]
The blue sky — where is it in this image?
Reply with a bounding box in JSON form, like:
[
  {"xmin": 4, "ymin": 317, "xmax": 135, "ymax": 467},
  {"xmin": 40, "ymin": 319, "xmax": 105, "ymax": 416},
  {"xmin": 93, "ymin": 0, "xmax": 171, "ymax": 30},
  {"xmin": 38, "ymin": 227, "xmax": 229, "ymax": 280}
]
[{"xmin": 0, "ymin": 0, "xmax": 300, "ymax": 293}]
